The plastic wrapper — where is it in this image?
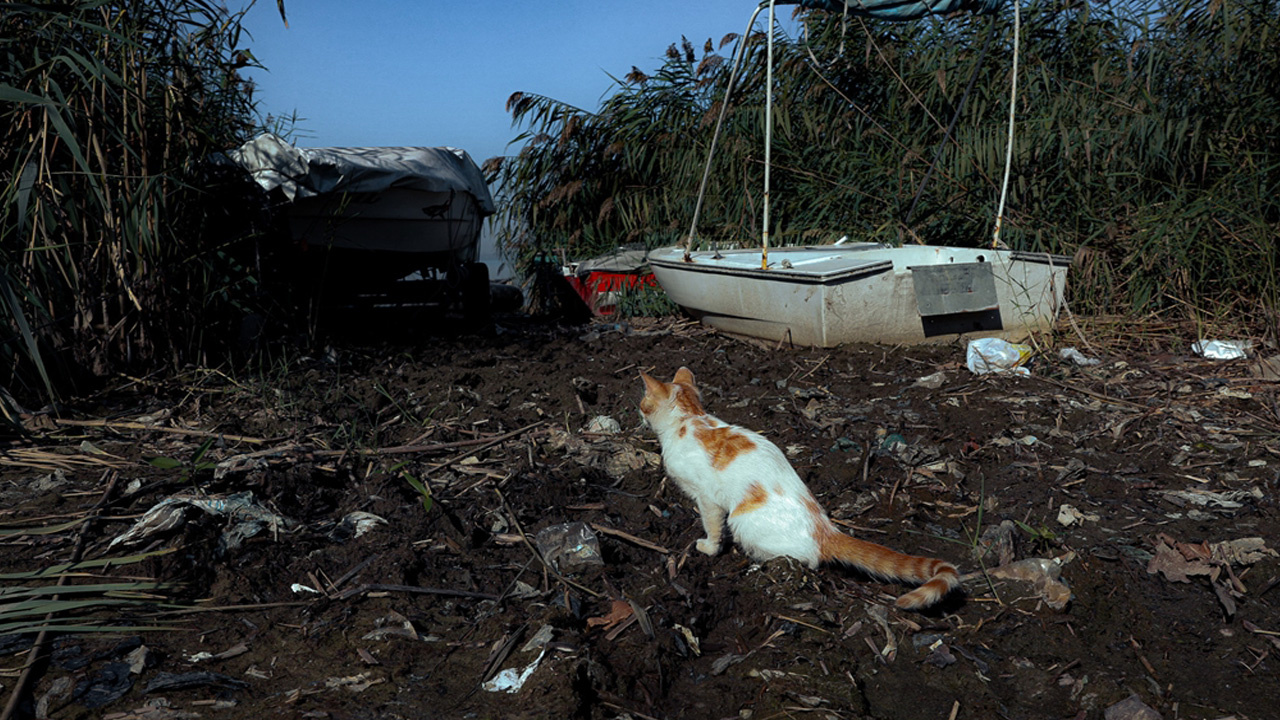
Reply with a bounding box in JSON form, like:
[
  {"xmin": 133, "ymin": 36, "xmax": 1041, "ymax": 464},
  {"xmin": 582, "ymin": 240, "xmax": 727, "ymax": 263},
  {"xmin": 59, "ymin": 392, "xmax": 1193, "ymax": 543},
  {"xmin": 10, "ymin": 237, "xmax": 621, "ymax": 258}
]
[{"xmin": 966, "ymin": 338, "xmax": 1032, "ymax": 376}]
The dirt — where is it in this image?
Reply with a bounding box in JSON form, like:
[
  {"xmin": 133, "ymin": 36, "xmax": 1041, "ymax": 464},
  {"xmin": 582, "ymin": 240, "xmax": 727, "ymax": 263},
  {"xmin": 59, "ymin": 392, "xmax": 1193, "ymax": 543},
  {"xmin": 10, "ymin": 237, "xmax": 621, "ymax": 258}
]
[{"xmin": 3, "ymin": 315, "xmax": 1279, "ymax": 720}]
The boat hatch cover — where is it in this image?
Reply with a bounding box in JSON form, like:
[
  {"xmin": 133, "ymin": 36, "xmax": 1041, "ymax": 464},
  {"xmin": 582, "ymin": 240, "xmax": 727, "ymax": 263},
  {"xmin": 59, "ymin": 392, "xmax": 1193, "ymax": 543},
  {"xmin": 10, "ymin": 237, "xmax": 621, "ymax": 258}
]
[{"xmin": 911, "ymin": 262, "xmax": 1000, "ymax": 316}]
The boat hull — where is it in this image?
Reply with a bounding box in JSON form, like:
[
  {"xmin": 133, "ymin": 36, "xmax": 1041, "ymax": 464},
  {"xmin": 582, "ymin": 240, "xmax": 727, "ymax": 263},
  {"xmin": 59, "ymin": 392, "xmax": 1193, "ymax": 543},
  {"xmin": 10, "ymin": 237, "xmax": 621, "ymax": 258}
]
[{"xmin": 648, "ymin": 245, "xmax": 1070, "ymax": 347}]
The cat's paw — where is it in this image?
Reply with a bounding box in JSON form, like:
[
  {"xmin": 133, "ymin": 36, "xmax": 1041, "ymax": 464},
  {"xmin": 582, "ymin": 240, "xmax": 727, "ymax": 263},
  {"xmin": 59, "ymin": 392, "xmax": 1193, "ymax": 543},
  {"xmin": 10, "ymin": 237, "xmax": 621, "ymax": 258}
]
[{"xmin": 696, "ymin": 538, "xmax": 721, "ymax": 556}]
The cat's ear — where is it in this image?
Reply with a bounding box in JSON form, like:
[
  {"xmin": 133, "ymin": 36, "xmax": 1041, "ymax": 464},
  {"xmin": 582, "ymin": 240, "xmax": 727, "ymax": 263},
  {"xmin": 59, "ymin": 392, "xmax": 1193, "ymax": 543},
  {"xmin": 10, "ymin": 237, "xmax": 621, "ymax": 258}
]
[
  {"xmin": 640, "ymin": 372, "xmax": 667, "ymax": 396},
  {"xmin": 672, "ymin": 367, "xmax": 696, "ymax": 387}
]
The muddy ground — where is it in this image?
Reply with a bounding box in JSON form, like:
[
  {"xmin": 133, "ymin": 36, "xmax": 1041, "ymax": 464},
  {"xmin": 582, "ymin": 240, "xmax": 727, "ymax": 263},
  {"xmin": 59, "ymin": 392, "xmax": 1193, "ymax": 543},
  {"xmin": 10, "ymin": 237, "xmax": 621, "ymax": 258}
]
[{"xmin": 3, "ymin": 314, "xmax": 1279, "ymax": 720}]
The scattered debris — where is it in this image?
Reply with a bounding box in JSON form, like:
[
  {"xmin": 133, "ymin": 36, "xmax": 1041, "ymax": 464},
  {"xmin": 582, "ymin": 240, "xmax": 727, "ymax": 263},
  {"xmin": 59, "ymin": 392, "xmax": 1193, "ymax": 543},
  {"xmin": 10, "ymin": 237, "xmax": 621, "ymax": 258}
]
[
  {"xmin": 966, "ymin": 338, "xmax": 1032, "ymax": 376},
  {"xmin": 325, "ymin": 673, "xmax": 385, "ymax": 692},
  {"xmin": 1059, "ymin": 347, "xmax": 1101, "ymax": 366},
  {"xmin": 75, "ymin": 662, "xmax": 133, "ymax": 709},
  {"xmin": 1192, "ymin": 339, "xmax": 1251, "ymax": 360},
  {"xmin": 521, "ymin": 624, "xmax": 555, "ymax": 653},
  {"xmin": 987, "ymin": 553, "xmax": 1075, "ymax": 610},
  {"xmin": 481, "ymin": 648, "xmax": 547, "ymax": 694},
  {"xmin": 1146, "ymin": 535, "xmax": 1276, "ymax": 618},
  {"xmin": 586, "ymin": 599, "xmax": 634, "ymax": 633},
  {"xmin": 1104, "ymin": 693, "xmax": 1163, "ymax": 720},
  {"xmin": 109, "ymin": 491, "xmax": 291, "ymax": 551},
  {"xmin": 1249, "ymin": 353, "xmax": 1280, "ymax": 380},
  {"xmin": 534, "ymin": 522, "xmax": 603, "ymax": 573},
  {"xmin": 866, "ymin": 603, "xmax": 898, "ymax": 662},
  {"xmin": 673, "ymin": 624, "xmax": 701, "ymax": 656},
  {"xmin": 337, "ymin": 511, "xmax": 388, "ymax": 539},
  {"xmin": 913, "ymin": 370, "xmax": 948, "ymax": 389},
  {"xmin": 362, "ymin": 611, "xmax": 436, "ymax": 642},
  {"xmin": 1056, "ymin": 504, "xmax": 1099, "ymax": 526},
  {"xmin": 1157, "ymin": 487, "xmax": 1262, "ymax": 511},
  {"xmin": 973, "ymin": 520, "xmax": 1018, "ymax": 567},
  {"xmin": 585, "ymin": 415, "xmax": 621, "ymax": 434}
]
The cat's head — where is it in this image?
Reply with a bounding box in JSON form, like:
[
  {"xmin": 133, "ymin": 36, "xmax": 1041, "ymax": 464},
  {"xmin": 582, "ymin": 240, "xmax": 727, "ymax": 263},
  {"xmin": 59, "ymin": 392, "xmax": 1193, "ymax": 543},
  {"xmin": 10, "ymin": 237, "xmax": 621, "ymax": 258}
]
[{"xmin": 639, "ymin": 367, "xmax": 704, "ymax": 426}]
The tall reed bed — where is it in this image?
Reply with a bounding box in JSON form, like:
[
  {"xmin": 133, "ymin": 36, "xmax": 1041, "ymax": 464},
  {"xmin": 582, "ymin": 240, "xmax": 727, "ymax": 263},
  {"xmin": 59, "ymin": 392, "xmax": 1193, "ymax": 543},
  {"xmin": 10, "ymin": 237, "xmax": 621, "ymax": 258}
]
[
  {"xmin": 492, "ymin": 0, "xmax": 1280, "ymax": 328},
  {"xmin": 1, "ymin": 0, "xmax": 275, "ymax": 405}
]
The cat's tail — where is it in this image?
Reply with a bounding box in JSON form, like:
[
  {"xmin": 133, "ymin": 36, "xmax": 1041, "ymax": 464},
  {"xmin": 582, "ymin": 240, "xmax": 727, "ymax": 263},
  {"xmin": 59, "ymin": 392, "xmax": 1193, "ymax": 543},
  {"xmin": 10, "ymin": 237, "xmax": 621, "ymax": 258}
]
[{"xmin": 818, "ymin": 529, "xmax": 960, "ymax": 610}]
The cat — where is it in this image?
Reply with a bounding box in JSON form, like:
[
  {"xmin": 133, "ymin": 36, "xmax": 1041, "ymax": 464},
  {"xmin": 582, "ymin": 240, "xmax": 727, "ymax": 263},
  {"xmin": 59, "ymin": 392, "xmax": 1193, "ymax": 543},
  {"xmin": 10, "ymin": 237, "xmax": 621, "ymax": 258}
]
[{"xmin": 640, "ymin": 367, "xmax": 959, "ymax": 610}]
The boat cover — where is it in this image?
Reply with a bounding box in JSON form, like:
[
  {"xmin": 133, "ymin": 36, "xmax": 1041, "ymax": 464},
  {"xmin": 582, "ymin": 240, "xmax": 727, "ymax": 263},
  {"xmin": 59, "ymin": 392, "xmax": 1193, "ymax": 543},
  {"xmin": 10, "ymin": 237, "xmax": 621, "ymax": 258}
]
[
  {"xmin": 228, "ymin": 133, "xmax": 496, "ymax": 215},
  {"xmin": 577, "ymin": 248, "xmax": 652, "ymax": 276},
  {"xmin": 780, "ymin": 0, "xmax": 1002, "ymax": 20}
]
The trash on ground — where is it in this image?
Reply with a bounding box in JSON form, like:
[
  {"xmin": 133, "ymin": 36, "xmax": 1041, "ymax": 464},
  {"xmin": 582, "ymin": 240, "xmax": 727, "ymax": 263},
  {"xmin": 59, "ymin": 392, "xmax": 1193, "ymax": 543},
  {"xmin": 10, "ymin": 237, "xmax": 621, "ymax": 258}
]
[
  {"xmin": 521, "ymin": 624, "xmax": 555, "ymax": 653},
  {"xmin": 75, "ymin": 662, "xmax": 133, "ymax": 709},
  {"xmin": 363, "ymin": 611, "xmax": 436, "ymax": 642},
  {"xmin": 109, "ymin": 491, "xmax": 290, "ymax": 551},
  {"xmin": 966, "ymin": 338, "xmax": 1032, "ymax": 376},
  {"xmin": 325, "ymin": 673, "xmax": 384, "ymax": 692},
  {"xmin": 987, "ymin": 552, "xmax": 1075, "ymax": 610},
  {"xmin": 339, "ymin": 511, "xmax": 388, "ymax": 539},
  {"xmin": 481, "ymin": 648, "xmax": 546, "ymax": 693},
  {"xmin": 865, "ymin": 603, "xmax": 897, "ymax": 662},
  {"xmin": 673, "ymin": 623, "xmax": 701, "ymax": 656},
  {"xmin": 973, "ymin": 520, "xmax": 1018, "ymax": 567},
  {"xmin": 913, "ymin": 371, "xmax": 947, "ymax": 389},
  {"xmin": 1192, "ymin": 339, "xmax": 1251, "ymax": 360},
  {"xmin": 585, "ymin": 415, "xmax": 621, "ymax": 434},
  {"xmin": 1157, "ymin": 486, "xmax": 1262, "ymax": 511},
  {"xmin": 1056, "ymin": 504, "xmax": 1099, "ymax": 526},
  {"xmin": 1058, "ymin": 347, "xmax": 1101, "ymax": 366},
  {"xmin": 534, "ymin": 522, "xmax": 603, "ymax": 573},
  {"xmin": 1104, "ymin": 694, "xmax": 1163, "ymax": 720},
  {"xmin": 545, "ymin": 426, "xmax": 660, "ymax": 479},
  {"xmin": 923, "ymin": 639, "xmax": 957, "ymax": 668},
  {"xmin": 1147, "ymin": 534, "xmax": 1277, "ymax": 583}
]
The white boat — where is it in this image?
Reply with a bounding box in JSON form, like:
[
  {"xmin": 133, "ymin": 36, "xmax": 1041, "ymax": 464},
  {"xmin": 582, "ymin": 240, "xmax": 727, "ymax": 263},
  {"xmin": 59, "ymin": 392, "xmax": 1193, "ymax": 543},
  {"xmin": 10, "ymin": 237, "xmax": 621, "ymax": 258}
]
[
  {"xmin": 649, "ymin": 243, "xmax": 1069, "ymax": 347},
  {"xmin": 229, "ymin": 133, "xmax": 496, "ymax": 317},
  {"xmin": 651, "ymin": 0, "xmax": 1064, "ymax": 347}
]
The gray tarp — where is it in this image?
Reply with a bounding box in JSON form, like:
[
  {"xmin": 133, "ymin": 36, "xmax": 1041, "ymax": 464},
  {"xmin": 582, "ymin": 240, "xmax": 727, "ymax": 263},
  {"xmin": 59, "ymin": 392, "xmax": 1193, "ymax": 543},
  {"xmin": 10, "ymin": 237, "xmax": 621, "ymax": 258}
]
[
  {"xmin": 228, "ymin": 133, "xmax": 495, "ymax": 215},
  {"xmin": 782, "ymin": 0, "xmax": 1002, "ymax": 20}
]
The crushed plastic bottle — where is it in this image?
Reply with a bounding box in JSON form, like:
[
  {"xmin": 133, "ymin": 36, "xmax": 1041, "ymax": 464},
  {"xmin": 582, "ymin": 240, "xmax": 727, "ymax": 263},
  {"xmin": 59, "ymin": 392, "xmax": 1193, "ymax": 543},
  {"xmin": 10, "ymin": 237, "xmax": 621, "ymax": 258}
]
[{"xmin": 1192, "ymin": 339, "xmax": 1252, "ymax": 360}]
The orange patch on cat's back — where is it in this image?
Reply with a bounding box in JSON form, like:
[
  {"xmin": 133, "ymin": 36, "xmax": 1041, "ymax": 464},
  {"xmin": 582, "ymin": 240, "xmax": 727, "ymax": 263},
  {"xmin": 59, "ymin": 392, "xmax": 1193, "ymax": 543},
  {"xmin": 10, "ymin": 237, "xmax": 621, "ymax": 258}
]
[
  {"xmin": 693, "ymin": 424, "xmax": 756, "ymax": 470},
  {"xmin": 730, "ymin": 482, "xmax": 769, "ymax": 517}
]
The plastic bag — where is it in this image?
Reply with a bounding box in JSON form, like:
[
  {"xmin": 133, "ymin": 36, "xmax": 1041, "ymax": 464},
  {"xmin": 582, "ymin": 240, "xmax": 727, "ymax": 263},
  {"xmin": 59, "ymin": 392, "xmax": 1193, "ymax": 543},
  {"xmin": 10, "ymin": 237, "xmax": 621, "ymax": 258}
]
[
  {"xmin": 1192, "ymin": 339, "xmax": 1251, "ymax": 360},
  {"xmin": 966, "ymin": 338, "xmax": 1032, "ymax": 376}
]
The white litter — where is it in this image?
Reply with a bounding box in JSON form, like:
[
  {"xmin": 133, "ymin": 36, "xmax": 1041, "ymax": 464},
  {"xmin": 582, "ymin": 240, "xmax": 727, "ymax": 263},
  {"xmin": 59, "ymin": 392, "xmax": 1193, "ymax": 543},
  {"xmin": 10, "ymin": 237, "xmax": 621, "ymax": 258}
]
[
  {"xmin": 1058, "ymin": 347, "xmax": 1101, "ymax": 366},
  {"xmin": 966, "ymin": 338, "xmax": 1032, "ymax": 376},
  {"xmin": 481, "ymin": 648, "xmax": 546, "ymax": 693},
  {"xmin": 1192, "ymin": 339, "xmax": 1252, "ymax": 360}
]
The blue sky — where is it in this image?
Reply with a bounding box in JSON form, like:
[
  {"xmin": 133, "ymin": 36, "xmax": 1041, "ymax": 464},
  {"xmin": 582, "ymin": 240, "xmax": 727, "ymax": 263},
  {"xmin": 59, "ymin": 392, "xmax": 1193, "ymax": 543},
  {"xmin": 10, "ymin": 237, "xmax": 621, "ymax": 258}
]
[{"xmin": 240, "ymin": 0, "xmax": 800, "ymax": 164}]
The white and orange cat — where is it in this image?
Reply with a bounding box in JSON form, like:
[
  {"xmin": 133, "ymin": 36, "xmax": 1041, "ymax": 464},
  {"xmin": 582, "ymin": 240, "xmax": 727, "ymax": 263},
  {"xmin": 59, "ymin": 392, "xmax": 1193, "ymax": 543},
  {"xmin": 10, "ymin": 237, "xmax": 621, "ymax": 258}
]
[{"xmin": 640, "ymin": 367, "xmax": 959, "ymax": 610}]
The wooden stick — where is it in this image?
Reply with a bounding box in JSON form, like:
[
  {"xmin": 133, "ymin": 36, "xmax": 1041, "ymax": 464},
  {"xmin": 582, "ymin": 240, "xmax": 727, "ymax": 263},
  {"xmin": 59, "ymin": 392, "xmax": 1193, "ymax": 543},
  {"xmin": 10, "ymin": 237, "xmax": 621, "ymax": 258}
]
[
  {"xmin": 589, "ymin": 522, "xmax": 669, "ymax": 555},
  {"xmin": 53, "ymin": 418, "xmax": 270, "ymax": 445},
  {"xmin": 338, "ymin": 583, "xmax": 499, "ymax": 602}
]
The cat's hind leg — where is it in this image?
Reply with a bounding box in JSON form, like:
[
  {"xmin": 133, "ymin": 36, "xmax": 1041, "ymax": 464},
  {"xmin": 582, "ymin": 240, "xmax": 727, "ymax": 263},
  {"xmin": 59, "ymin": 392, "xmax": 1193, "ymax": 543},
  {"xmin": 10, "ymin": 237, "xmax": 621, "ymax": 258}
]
[{"xmin": 694, "ymin": 498, "xmax": 726, "ymax": 556}]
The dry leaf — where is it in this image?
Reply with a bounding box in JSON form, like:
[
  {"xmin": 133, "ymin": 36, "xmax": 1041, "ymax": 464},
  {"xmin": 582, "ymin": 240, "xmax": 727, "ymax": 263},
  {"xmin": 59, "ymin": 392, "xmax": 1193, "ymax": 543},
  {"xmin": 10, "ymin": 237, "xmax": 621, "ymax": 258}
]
[{"xmin": 586, "ymin": 599, "xmax": 633, "ymax": 630}]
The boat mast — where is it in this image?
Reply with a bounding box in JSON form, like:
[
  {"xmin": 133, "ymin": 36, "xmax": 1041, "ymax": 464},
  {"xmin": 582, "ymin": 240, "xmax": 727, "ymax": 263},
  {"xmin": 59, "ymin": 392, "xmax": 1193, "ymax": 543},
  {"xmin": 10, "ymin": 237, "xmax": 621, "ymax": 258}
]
[
  {"xmin": 685, "ymin": 2, "xmax": 767, "ymax": 262},
  {"xmin": 762, "ymin": 0, "xmax": 775, "ymax": 269}
]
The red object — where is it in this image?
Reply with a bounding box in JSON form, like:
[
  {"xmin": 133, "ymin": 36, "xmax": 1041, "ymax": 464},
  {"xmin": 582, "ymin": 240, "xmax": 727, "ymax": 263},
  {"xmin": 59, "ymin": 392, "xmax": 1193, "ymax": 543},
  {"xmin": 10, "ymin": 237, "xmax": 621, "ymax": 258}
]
[{"xmin": 563, "ymin": 270, "xmax": 658, "ymax": 316}]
